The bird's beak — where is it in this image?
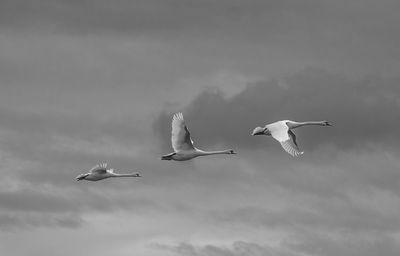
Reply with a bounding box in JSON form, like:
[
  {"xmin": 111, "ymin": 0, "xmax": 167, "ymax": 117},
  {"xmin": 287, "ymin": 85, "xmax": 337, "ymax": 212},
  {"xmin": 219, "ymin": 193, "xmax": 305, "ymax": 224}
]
[
  {"xmin": 251, "ymin": 131, "xmax": 262, "ymax": 136},
  {"xmin": 161, "ymin": 155, "xmax": 173, "ymax": 160},
  {"xmin": 76, "ymin": 174, "xmax": 86, "ymax": 181}
]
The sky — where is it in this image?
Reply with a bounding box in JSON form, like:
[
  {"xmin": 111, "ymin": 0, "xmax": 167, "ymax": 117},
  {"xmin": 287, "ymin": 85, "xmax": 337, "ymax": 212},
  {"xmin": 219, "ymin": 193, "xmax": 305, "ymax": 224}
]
[{"xmin": 1, "ymin": 0, "xmax": 400, "ymax": 255}]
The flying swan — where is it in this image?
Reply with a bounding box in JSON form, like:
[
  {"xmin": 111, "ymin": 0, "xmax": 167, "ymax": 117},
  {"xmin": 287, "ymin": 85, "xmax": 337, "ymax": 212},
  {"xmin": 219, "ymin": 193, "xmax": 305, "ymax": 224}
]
[
  {"xmin": 76, "ymin": 163, "xmax": 141, "ymax": 181},
  {"xmin": 252, "ymin": 120, "xmax": 332, "ymax": 156},
  {"xmin": 161, "ymin": 112, "xmax": 236, "ymax": 161}
]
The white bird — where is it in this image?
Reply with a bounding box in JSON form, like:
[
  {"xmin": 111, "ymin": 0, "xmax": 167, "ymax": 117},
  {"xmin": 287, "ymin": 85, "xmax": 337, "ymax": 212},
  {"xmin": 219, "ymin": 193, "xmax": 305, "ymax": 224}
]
[
  {"xmin": 161, "ymin": 112, "xmax": 236, "ymax": 161},
  {"xmin": 76, "ymin": 163, "xmax": 141, "ymax": 181},
  {"xmin": 252, "ymin": 120, "xmax": 332, "ymax": 156}
]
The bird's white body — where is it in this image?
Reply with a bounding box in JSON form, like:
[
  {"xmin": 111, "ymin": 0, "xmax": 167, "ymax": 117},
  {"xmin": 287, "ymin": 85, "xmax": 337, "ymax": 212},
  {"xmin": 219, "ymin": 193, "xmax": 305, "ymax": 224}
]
[
  {"xmin": 162, "ymin": 113, "xmax": 236, "ymax": 161},
  {"xmin": 252, "ymin": 120, "xmax": 331, "ymax": 156},
  {"xmin": 76, "ymin": 163, "xmax": 141, "ymax": 181}
]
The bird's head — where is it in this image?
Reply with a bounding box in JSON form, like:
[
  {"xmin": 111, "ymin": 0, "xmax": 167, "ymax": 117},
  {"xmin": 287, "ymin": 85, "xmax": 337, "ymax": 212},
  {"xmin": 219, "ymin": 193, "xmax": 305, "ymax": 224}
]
[
  {"xmin": 227, "ymin": 149, "xmax": 236, "ymax": 154},
  {"xmin": 252, "ymin": 126, "xmax": 269, "ymax": 136},
  {"xmin": 322, "ymin": 121, "xmax": 333, "ymax": 126},
  {"xmin": 76, "ymin": 173, "xmax": 88, "ymax": 181},
  {"xmin": 161, "ymin": 155, "xmax": 174, "ymax": 160}
]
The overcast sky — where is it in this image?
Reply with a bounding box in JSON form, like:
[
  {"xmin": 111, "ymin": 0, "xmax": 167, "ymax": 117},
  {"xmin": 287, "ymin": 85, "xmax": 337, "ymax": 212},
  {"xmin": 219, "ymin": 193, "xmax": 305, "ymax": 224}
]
[{"xmin": 1, "ymin": 1, "xmax": 400, "ymax": 255}]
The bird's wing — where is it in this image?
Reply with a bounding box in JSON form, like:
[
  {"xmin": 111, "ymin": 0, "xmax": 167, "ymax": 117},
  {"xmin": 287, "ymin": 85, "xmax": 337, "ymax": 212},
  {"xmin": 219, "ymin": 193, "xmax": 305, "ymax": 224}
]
[
  {"xmin": 271, "ymin": 126, "xmax": 304, "ymax": 157},
  {"xmin": 89, "ymin": 163, "xmax": 108, "ymax": 174},
  {"xmin": 171, "ymin": 113, "xmax": 195, "ymax": 151},
  {"xmin": 288, "ymin": 130, "xmax": 299, "ymax": 147}
]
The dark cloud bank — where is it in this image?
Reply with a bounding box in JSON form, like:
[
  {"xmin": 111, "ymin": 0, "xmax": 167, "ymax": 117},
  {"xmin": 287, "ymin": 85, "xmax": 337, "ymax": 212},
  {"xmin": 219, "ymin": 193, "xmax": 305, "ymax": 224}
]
[
  {"xmin": 0, "ymin": 0, "xmax": 300, "ymax": 35},
  {"xmin": 154, "ymin": 69, "xmax": 400, "ymax": 153}
]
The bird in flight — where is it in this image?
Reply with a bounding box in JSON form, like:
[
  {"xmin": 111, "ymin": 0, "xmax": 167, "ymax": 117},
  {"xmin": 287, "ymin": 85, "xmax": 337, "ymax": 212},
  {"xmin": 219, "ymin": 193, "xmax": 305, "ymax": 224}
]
[
  {"xmin": 252, "ymin": 120, "xmax": 332, "ymax": 156},
  {"xmin": 161, "ymin": 112, "xmax": 236, "ymax": 161},
  {"xmin": 76, "ymin": 163, "xmax": 141, "ymax": 181}
]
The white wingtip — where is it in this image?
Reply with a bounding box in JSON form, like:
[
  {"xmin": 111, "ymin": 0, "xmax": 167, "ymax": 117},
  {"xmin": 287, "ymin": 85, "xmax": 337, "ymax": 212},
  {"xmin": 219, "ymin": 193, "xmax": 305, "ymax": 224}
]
[
  {"xmin": 293, "ymin": 151, "xmax": 304, "ymax": 157},
  {"xmin": 173, "ymin": 112, "xmax": 184, "ymax": 121}
]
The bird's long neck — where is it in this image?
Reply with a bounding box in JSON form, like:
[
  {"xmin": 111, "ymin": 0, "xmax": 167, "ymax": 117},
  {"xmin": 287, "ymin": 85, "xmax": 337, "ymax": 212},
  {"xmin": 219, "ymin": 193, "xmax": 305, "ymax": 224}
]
[
  {"xmin": 111, "ymin": 173, "xmax": 140, "ymax": 178},
  {"xmin": 197, "ymin": 149, "xmax": 232, "ymax": 156},
  {"xmin": 287, "ymin": 121, "xmax": 326, "ymax": 129}
]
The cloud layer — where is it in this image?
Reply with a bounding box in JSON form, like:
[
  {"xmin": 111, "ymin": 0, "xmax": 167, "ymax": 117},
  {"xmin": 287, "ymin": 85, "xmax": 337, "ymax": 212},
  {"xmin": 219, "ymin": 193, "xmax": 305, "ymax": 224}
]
[
  {"xmin": 1, "ymin": 1, "xmax": 400, "ymax": 256},
  {"xmin": 155, "ymin": 69, "xmax": 400, "ymax": 153}
]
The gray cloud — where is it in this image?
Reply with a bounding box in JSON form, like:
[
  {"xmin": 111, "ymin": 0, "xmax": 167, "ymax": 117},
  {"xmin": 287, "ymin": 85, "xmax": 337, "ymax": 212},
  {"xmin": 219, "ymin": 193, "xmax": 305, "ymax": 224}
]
[
  {"xmin": 0, "ymin": 179, "xmax": 161, "ymax": 230},
  {"xmin": 284, "ymin": 230, "xmax": 400, "ymax": 256},
  {"xmin": 0, "ymin": 107, "xmax": 143, "ymax": 144},
  {"xmin": 2, "ymin": 0, "xmax": 400, "ymax": 79},
  {"xmin": 0, "ymin": 0, "xmax": 297, "ymax": 39},
  {"xmin": 0, "ymin": 186, "xmax": 159, "ymax": 213},
  {"xmin": 2, "ymin": 1, "xmax": 399, "ymax": 43},
  {"xmin": 0, "ymin": 1, "xmax": 329, "ymax": 34},
  {"xmin": 0, "ymin": 106, "xmax": 163, "ymax": 231},
  {"xmin": 155, "ymin": 222, "xmax": 400, "ymax": 256},
  {"xmin": 154, "ymin": 241, "xmax": 299, "ymax": 256},
  {"xmin": 2, "ymin": 0, "xmax": 400, "ymax": 80},
  {"xmin": 0, "ymin": 189, "xmax": 76, "ymax": 213},
  {"xmin": 1, "ymin": 1, "xmax": 400, "ymax": 255},
  {"xmin": 154, "ymin": 69, "xmax": 400, "ymax": 153},
  {"xmin": 0, "ymin": 212, "xmax": 83, "ymax": 231},
  {"xmin": 213, "ymin": 199, "xmax": 400, "ymax": 234},
  {"xmin": 0, "ymin": 106, "xmax": 150, "ymax": 177}
]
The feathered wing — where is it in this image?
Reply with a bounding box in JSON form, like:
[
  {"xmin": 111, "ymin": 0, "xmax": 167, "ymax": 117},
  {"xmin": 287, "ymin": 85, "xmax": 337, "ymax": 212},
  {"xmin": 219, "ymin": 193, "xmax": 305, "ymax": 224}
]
[
  {"xmin": 171, "ymin": 113, "xmax": 195, "ymax": 151},
  {"xmin": 271, "ymin": 127, "xmax": 304, "ymax": 157},
  {"xmin": 89, "ymin": 163, "xmax": 108, "ymax": 174}
]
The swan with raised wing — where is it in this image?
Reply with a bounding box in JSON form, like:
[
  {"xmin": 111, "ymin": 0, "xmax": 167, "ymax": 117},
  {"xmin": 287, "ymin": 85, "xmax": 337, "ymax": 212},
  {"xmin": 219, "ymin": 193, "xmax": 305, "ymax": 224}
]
[
  {"xmin": 76, "ymin": 163, "xmax": 141, "ymax": 181},
  {"xmin": 252, "ymin": 120, "xmax": 332, "ymax": 156},
  {"xmin": 161, "ymin": 113, "xmax": 236, "ymax": 161}
]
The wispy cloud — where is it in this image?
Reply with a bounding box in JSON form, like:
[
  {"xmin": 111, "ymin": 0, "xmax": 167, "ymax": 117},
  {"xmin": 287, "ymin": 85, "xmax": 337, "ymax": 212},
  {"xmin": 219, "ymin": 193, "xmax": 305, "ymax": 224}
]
[{"xmin": 153, "ymin": 241, "xmax": 300, "ymax": 256}]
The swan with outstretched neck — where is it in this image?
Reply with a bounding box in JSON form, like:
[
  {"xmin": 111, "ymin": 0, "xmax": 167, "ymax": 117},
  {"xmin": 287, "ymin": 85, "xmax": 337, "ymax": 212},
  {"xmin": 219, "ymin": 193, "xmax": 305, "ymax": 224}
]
[
  {"xmin": 76, "ymin": 163, "xmax": 141, "ymax": 181},
  {"xmin": 161, "ymin": 112, "xmax": 236, "ymax": 161},
  {"xmin": 252, "ymin": 120, "xmax": 332, "ymax": 156}
]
